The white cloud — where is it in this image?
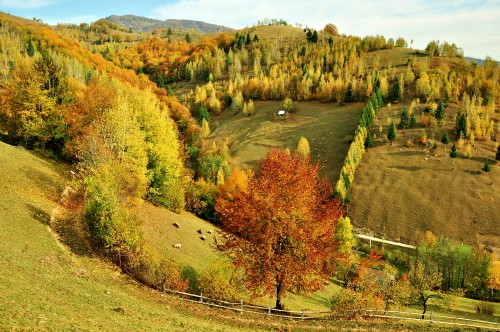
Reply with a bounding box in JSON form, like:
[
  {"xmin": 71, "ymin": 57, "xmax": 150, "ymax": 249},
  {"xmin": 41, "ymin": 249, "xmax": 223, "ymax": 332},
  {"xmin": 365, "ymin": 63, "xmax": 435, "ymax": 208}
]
[
  {"xmin": 153, "ymin": 0, "xmax": 500, "ymax": 59},
  {"xmin": 45, "ymin": 15, "xmax": 98, "ymax": 26},
  {"xmin": 0, "ymin": 0, "xmax": 57, "ymax": 9}
]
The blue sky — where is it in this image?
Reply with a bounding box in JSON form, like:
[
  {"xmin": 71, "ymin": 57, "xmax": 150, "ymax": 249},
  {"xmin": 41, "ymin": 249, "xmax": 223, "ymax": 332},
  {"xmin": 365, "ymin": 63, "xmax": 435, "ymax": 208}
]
[{"xmin": 1, "ymin": 0, "xmax": 499, "ymax": 59}]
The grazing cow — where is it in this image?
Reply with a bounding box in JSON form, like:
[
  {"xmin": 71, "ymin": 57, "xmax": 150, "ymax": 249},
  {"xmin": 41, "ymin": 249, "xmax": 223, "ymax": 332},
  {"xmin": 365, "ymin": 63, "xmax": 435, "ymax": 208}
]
[
  {"xmin": 200, "ymin": 235, "xmax": 206, "ymax": 241},
  {"xmin": 197, "ymin": 229, "xmax": 202, "ymax": 234},
  {"xmin": 173, "ymin": 243, "xmax": 181, "ymax": 249},
  {"xmin": 172, "ymin": 222, "xmax": 180, "ymax": 228}
]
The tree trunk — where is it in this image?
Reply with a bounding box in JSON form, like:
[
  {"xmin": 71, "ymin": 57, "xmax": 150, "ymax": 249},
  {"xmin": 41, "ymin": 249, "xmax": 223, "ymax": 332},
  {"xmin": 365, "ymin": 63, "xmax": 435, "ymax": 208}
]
[
  {"xmin": 421, "ymin": 300, "xmax": 427, "ymax": 319},
  {"xmin": 275, "ymin": 280, "xmax": 283, "ymax": 310}
]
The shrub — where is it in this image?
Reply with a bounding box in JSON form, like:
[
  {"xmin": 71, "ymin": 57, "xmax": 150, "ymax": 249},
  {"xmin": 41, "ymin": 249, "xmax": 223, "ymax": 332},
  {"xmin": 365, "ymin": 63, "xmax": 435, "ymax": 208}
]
[
  {"xmin": 198, "ymin": 260, "xmax": 247, "ymax": 302},
  {"xmin": 477, "ymin": 302, "xmax": 495, "ymax": 315},
  {"xmin": 482, "ymin": 159, "xmax": 491, "ymax": 172},
  {"xmin": 281, "ymin": 97, "xmax": 296, "ymax": 113}
]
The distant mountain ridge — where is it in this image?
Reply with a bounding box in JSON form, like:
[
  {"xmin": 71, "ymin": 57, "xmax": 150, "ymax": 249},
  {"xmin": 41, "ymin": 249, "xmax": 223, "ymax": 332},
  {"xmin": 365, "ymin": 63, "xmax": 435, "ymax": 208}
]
[{"xmin": 106, "ymin": 15, "xmax": 234, "ymax": 33}]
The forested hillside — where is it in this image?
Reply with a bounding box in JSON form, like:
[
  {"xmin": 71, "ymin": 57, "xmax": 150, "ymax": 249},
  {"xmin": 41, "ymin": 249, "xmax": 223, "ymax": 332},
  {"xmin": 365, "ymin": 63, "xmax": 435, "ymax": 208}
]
[
  {"xmin": 106, "ymin": 15, "xmax": 234, "ymax": 33},
  {"xmin": 1, "ymin": 11, "xmax": 499, "ymax": 328}
]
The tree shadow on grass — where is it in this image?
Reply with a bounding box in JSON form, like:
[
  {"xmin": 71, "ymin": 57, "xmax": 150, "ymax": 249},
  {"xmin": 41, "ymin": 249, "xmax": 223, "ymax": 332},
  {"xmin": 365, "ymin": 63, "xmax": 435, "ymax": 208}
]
[
  {"xmin": 463, "ymin": 169, "xmax": 482, "ymax": 175},
  {"xmin": 388, "ymin": 165, "xmax": 423, "ymax": 172},
  {"xmin": 26, "ymin": 203, "xmax": 50, "ymax": 225}
]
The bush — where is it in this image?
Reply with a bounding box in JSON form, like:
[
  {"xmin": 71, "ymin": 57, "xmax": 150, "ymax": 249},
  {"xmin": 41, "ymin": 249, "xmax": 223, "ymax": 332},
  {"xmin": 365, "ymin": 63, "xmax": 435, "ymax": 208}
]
[
  {"xmin": 281, "ymin": 97, "xmax": 296, "ymax": 113},
  {"xmin": 198, "ymin": 260, "xmax": 247, "ymax": 302},
  {"xmin": 477, "ymin": 302, "xmax": 495, "ymax": 315}
]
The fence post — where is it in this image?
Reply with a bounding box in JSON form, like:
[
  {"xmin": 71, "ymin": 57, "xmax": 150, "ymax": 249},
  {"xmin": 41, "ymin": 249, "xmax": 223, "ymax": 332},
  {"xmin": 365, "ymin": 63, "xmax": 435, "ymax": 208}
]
[
  {"xmin": 200, "ymin": 292, "xmax": 203, "ymax": 303},
  {"xmin": 240, "ymin": 299, "xmax": 243, "ymax": 314},
  {"xmin": 301, "ymin": 309, "xmax": 304, "ymax": 319},
  {"xmin": 268, "ymin": 306, "xmax": 271, "ymax": 316},
  {"xmin": 430, "ymin": 311, "xmax": 433, "ymax": 323},
  {"xmin": 396, "ymin": 310, "xmax": 398, "ymax": 318}
]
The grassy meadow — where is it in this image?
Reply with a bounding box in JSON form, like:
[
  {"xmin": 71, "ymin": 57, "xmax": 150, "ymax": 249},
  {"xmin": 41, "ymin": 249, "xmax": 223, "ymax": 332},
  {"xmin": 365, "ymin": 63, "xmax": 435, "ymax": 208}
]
[
  {"xmin": 207, "ymin": 100, "xmax": 362, "ymax": 183},
  {"xmin": 348, "ymin": 98, "xmax": 500, "ymax": 253}
]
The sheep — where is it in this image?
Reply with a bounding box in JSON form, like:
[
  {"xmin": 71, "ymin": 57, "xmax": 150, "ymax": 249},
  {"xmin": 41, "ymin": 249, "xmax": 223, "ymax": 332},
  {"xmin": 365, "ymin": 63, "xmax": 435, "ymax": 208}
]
[
  {"xmin": 200, "ymin": 235, "xmax": 206, "ymax": 241},
  {"xmin": 197, "ymin": 229, "xmax": 202, "ymax": 234},
  {"xmin": 173, "ymin": 243, "xmax": 181, "ymax": 249},
  {"xmin": 172, "ymin": 222, "xmax": 180, "ymax": 228},
  {"xmin": 207, "ymin": 229, "xmax": 212, "ymax": 234}
]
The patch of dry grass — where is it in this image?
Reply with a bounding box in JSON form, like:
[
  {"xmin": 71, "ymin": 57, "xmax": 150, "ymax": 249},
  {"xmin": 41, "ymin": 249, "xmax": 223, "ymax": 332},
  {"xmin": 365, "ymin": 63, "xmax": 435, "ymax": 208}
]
[
  {"xmin": 348, "ymin": 101, "xmax": 500, "ymax": 253},
  {"xmin": 208, "ymin": 100, "xmax": 362, "ymax": 183}
]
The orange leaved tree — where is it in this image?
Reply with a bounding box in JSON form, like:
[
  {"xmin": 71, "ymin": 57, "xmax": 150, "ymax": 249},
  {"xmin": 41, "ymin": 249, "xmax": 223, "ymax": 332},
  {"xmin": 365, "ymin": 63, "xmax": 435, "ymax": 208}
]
[{"xmin": 216, "ymin": 149, "xmax": 343, "ymax": 309}]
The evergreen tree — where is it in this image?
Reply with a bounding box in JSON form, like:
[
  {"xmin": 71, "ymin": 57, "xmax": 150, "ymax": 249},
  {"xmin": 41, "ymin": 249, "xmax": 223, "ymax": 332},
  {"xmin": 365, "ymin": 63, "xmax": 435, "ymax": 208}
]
[
  {"xmin": 482, "ymin": 159, "xmax": 491, "ymax": 172},
  {"xmin": 167, "ymin": 27, "xmax": 172, "ymax": 36},
  {"xmin": 185, "ymin": 33, "xmax": 192, "ymax": 43},
  {"xmin": 435, "ymin": 101, "xmax": 445, "ymax": 125},
  {"xmin": 392, "ymin": 78, "xmax": 401, "ymax": 102},
  {"xmin": 455, "ymin": 112, "xmax": 467, "ymax": 138},
  {"xmin": 328, "ymin": 36, "xmax": 333, "ymax": 47},
  {"xmin": 365, "ymin": 131, "xmax": 374, "ymax": 148},
  {"xmin": 409, "ymin": 113, "xmax": 417, "ymax": 128},
  {"xmin": 198, "ymin": 107, "xmax": 210, "ymax": 124},
  {"xmin": 399, "ymin": 108, "xmax": 410, "ymax": 129},
  {"xmin": 245, "ymin": 33, "xmax": 251, "ymax": 45},
  {"xmin": 441, "ymin": 131, "xmax": 450, "ymax": 144},
  {"xmin": 27, "ymin": 38, "xmax": 35, "ymax": 57},
  {"xmin": 496, "ymin": 145, "xmax": 500, "ymax": 161},
  {"xmin": 450, "ymin": 143, "xmax": 459, "ymax": 158},
  {"xmin": 253, "ymin": 34, "xmax": 259, "ymax": 42},
  {"xmin": 376, "ymin": 88, "xmax": 384, "ymax": 108},
  {"xmin": 388, "ymin": 121, "xmax": 397, "ymax": 144}
]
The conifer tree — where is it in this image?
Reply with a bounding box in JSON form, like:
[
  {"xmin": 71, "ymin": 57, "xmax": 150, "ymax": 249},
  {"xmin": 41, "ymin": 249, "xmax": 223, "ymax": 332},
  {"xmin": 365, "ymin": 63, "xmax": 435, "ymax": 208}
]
[
  {"xmin": 435, "ymin": 101, "xmax": 445, "ymax": 125},
  {"xmin": 392, "ymin": 78, "xmax": 401, "ymax": 102},
  {"xmin": 441, "ymin": 131, "xmax": 450, "ymax": 144},
  {"xmin": 496, "ymin": 145, "xmax": 500, "ymax": 161},
  {"xmin": 482, "ymin": 159, "xmax": 491, "ymax": 172},
  {"xmin": 399, "ymin": 108, "xmax": 410, "ymax": 129},
  {"xmin": 388, "ymin": 121, "xmax": 397, "ymax": 144},
  {"xmin": 365, "ymin": 130, "xmax": 374, "ymax": 148},
  {"xmin": 409, "ymin": 113, "xmax": 417, "ymax": 128},
  {"xmin": 450, "ymin": 143, "xmax": 459, "ymax": 158},
  {"xmin": 26, "ymin": 38, "xmax": 35, "ymax": 57}
]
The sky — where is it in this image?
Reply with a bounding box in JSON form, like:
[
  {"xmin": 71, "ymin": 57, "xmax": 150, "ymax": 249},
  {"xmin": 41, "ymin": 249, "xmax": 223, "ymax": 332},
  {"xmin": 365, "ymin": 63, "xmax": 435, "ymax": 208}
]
[{"xmin": 1, "ymin": 0, "xmax": 499, "ymax": 60}]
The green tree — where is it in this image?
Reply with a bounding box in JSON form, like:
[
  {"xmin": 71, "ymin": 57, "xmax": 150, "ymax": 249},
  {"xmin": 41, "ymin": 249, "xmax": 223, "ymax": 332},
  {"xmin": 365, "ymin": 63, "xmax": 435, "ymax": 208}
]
[
  {"xmin": 26, "ymin": 38, "xmax": 35, "ymax": 57},
  {"xmin": 410, "ymin": 261, "xmax": 443, "ymax": 319},
  {"xmin": 482, "ymin": 159, "xmax": 491, "ymax": 172},
  {"xmin": 496, "ymin": 145, "xmax": 500, "ymax": 161},
  {"xmin": 198, "ymin": 107, "xmax": 210, "ymax": 124},
  {"xmin": 167, "ymin": 27, "xmax": 172, "ymax": 36},
  {"xmin": 450, "ymin": 143, "xmax": 459, "ymax": 158},
  {"xmin": 455, "ymin": 112, "xmax": 467, "ymax": 138},
  {"xmin": 365, "ymin": 130, "xmax": 374, "ymax": 148},
  {"xmin": 435, "ymin": 101, "xmax": 445, "ymax": 125},
  {"xmin": 399, "ymin": 108, "xmax": 410, "ymax": 129},
  {"xmin": 387, "ymin": 121, "xmax": 397, "ymax": 144},
  {"xmin": 392, "ymin": 78, "xmax": 401, "ymax": 102},
  {"xmin": 185, "ymin": 33, "xmax": 192, "ymax": 43},
  {"xmin": 409, "ymin": 113, "xmax": 417, "ymax": 128},
  {"xmin": 441, "ymin": 131, "xmax": 450, "ymax": 144}
]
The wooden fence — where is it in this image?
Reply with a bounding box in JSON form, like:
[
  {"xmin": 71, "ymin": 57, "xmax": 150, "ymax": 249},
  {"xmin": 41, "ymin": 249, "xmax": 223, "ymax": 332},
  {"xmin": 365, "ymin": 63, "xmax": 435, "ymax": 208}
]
[{"xmin": 164, "ymin": 289, "xmax": 500, "ymax": 330}]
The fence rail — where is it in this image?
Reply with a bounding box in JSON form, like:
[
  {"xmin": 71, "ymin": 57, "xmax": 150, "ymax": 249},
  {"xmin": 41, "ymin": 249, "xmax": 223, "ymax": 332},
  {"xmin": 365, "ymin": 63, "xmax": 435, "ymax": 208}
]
[{"xmin": 165, "ymin": 289, "xmax": 499, "ymax": 330}]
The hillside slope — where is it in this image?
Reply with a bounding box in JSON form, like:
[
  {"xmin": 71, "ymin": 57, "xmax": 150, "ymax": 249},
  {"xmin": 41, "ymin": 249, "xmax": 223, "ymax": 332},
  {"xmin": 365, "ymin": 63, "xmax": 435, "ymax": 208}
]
[
  {"xmin": 106, "ymin": 15, "xmax": 233, "ymax": 33},
  {"xmin": 0, "ymin": 142, "xmax": 259, "ymax": 331}
]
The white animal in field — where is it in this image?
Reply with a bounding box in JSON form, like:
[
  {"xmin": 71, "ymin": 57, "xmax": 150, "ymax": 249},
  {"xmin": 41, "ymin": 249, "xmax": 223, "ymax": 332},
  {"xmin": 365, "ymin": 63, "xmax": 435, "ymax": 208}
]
[{"xmin": 173, "ymin": 243, "xmax": 181, "ymax": 249}]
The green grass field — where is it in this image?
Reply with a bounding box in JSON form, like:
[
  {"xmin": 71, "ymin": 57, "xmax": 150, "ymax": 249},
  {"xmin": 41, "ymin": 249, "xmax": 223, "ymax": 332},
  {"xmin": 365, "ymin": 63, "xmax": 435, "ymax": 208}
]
[
  {"xmin": 0, "ymin": 142, "xmax": 270, "ymax": 331},
  {"xmin": 1, "ymin": 136, "xmax": 497, "ymax": 331},
  {"xmin": 207, "ymin": 100, "xmax": 362, "ymax": 183},
  {"xmin": 348, "ymin": 98, "xmax": 500, "ymax": 254}
]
